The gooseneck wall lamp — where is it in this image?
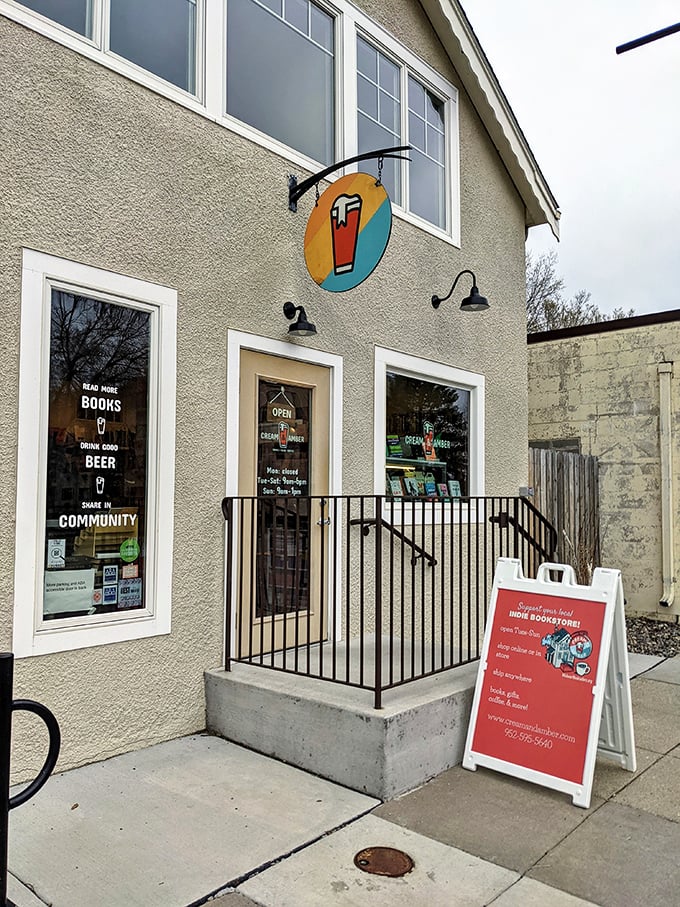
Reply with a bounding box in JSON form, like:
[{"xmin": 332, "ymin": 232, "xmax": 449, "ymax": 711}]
[
  {"xmin": 283, "ymin": 302, "xmax": 317, "ymax": 336},
  {"xmin": 431, "ymin": 270, "xmax": 490, "ymax": 312}
]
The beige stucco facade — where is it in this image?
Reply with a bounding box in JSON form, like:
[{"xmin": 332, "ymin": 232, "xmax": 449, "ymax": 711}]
[
  {"xmin": 1, "ymin": 1, "xmax": 557, "ymax": 781},
  {"xmin": 528, "ymin": 315, "xmax": 680, "ymax": 621}
]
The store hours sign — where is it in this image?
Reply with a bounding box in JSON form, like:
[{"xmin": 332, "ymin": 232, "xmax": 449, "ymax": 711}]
[{"xmin": 44, "ymin": 290, "xmax": 150, "ymax": 620}]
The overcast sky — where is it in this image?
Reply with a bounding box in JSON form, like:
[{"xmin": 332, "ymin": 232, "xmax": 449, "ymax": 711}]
[{"xmin": 461, "ymin": 1, "xmax": 680, "ymax": 316}]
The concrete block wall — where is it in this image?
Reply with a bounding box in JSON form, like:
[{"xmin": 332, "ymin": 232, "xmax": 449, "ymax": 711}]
[{"xmin": 528, "ymin": 318, "xmax": 680, "ymax": 619}]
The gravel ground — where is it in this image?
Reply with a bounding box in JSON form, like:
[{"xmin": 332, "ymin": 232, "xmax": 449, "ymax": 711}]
[{"xmin": 626, "ymin": 617, "xmax": 680, "ymax": 658}]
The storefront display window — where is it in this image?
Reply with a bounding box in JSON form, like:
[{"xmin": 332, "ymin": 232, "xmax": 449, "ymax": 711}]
[
  {"xmin": 44, "ymin": 291, "xmax": 150, "ymax": 621},
  {"xmin": 14, "ymin": 250, "xmax": 176, "ymax": 657},
  {"xmin": 385, "ymin": 371, "xmax": 469, "ymax": 498}
]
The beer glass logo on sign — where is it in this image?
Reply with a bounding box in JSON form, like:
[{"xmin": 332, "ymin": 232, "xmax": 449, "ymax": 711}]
[
  {"xmin": 330, "ymin": 194, "xmax": 362, "ymax": 275},
  {"xmin": 304, "ymin": 173, "xmax": 392, "ymax": 293}
]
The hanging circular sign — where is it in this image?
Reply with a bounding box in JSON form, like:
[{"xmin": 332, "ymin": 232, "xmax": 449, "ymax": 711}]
[{"xmin": 304, "ymin": 172, "xmax": 392, "ymax": 292}]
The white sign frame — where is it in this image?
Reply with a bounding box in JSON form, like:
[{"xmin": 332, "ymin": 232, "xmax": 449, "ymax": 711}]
[{"xmin": 463, "ymin": 559, "xmax": 635, "ymax": 808}]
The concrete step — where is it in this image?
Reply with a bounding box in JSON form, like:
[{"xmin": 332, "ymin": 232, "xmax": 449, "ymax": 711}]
[{"xmin": 205, "ymin": 651, "xmax": 478, "ymax": 800}]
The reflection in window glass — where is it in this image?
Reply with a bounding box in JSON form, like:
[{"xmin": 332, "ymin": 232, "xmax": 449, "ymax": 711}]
[
  {"xmin": 110, "ymin": 0, "xmax": 197, "ymax": 94},
  {"xmin": 44, "ymin": 291, "xmax": 150, "ymax": 621},
  {"xmin": 408, "ymin": 76, "xmax": 446, "ymax": 228},
  {"xmin": 357, "ymin": 37, "xmax": 401, "ymax": 205},
  {"xmin": 358, "ymin": 75, "xmax": 378, "ymax": 121},
  {"xmin": 227, "ymin": 0, "xmax": 334, "ymax": 164},
  {"xmin": 19, "ymin": 0, "xmax": 92, "ymax": 36},
  {"xmin": 385, "ymin": 372, "xmax": 469, "ymax": 499},
  {"xmin": 379, "ymin": 54, "xmax": 400, "ymax": 98},
  {"xmin": 357, "ymin": 37, "xmax": 376, "ymax": 81}
]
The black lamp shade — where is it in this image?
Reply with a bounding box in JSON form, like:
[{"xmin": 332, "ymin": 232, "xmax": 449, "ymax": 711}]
[
  {"xmin": 284, "ymin": 302, "xmax": 317, "ymax": 336},
  {"xmin": 460, "ymin": 285, "xmax": 489, "ymax": 312}
]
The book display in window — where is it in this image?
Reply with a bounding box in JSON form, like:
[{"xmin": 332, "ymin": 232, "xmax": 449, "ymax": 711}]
[
  {"xmin": 403, "ymin": 476, "xmax": 419, "ymax": 496},
  {"xmin": 386, "ymin": 434, "xmax": 403, "ymax": 457},
  {"xmin": 388, "ymin": 476, "xmax": 404, "ymax": 496},
  {"xmin": 385, "ymin": 371, "xmax": 470, "ymax": 500}
]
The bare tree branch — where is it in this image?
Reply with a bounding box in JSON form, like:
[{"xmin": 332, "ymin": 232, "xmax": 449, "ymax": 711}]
[{"xmin": 526, "ymin": 252, "xmax": 634, "ymax": 332}]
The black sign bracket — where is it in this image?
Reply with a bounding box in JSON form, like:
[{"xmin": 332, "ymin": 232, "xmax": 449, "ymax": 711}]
[{"xmin": 288, "ymin": 145, "xmax": 411, "ymax": 212}]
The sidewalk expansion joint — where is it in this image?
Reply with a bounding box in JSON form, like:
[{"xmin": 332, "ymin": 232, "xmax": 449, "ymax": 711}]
[
  {"xmin": 7, "ymin": 871, "xmax": 52, "ymax": 907},
  {"xmin": 182, "ymin": 803, "xmax": 379, "ymax": 907}
]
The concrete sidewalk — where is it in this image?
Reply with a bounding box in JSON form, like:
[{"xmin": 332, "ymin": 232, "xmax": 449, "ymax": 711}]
[{"xmin": 8, "ymin": 654, "xmax": 680, "ymax": 907}]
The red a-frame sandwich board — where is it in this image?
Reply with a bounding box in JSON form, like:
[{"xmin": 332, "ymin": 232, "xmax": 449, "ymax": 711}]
[{"xmin": 463, "ymin": 559, "xmax": 635, "ymax": 808}]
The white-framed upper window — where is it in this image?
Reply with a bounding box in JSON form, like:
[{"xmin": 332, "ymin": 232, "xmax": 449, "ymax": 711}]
[
  {"xmin": 226, "ymin": 0, "xmax": 335, "ymax": 165},
  {"xmin": 374, "ymin": 347, "xmax": 484, "ymax": 520},
  {"xmin": 357, "ymin": 36, "xmax": 448, "ymax": 231},
  {"xmin": 13, "ymin": 250, "xmax": 176, "ymax": 657},
  {"xmin": 12, "ymin": 0, "xmax": 200, "ymax": 95},
  {"xmin": 18, "ymin": 0, "xmax": 93, "ymax": 36},
  {"xmin": 2, "ymin": 0, "xmax": 459, "ymax": 242}
]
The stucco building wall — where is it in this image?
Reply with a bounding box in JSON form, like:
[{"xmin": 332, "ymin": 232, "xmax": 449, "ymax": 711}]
[
  {"xmin": 2, "ymin": 1, "xmax": 531, "ymax": 780},
  {"xmin": 528, "ymin": 318, "xmax": 680, "ymax": 619}
]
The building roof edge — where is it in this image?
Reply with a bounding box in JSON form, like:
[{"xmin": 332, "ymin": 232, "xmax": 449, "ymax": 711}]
[
  {"xmin": 527, "ymin": 309, "xmax": 680, "ymax": 344},
  {"xmin": 419, "ymin": 0, "xmax": 561, "ymax": 238}
]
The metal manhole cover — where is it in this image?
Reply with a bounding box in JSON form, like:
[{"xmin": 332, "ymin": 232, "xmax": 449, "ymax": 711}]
[{"xmin": 354, "ymin": 846, "xmax": 414, "ymax": 877}]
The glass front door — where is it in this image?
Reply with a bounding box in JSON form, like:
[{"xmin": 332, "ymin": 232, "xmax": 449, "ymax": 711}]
[{"xmin": 238, "ymin": 351, "xmax": 331, "ymax": 655}]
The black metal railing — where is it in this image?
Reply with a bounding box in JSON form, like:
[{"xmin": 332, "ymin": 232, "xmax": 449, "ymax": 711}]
[
  {"xmin": 1, "ymin": 652, "xmax": 61, "ymax": 907},
  {"xmin": 221, "ymin": 495, "xmax": 556, "ymax": 708}
]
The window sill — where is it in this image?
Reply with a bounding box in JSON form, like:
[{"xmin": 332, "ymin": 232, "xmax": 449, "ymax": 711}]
[{"xmin": 15, "ymin": 613, "xmax": 171, "ymax": 658}]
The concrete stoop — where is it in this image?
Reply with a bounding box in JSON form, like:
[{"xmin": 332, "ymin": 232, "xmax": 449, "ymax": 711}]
[{"xmin": 205, "ymin": 659, "xmax": 479, "ymax": 800}]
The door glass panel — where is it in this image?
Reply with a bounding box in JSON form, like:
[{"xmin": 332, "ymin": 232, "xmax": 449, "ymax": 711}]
[{"xmin": 256, "ymin": 380, "xmax": 311, "ymax": 618}]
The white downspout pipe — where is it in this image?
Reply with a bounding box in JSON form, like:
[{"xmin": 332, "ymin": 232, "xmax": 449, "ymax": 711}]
[{"xmin": 658, "ymin": 361, "xmax": 675, "ymax": 608}]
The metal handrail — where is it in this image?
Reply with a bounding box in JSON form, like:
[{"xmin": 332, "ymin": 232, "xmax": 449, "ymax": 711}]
[
  {"xmin": 489, "ymin": 497, "xmax": 557, "ymax": 562},
  {"xmin": 220, "ymin": 494, "xmax": 558, "ymax": 708},
  {"xmin": 349, "ymin": 516, "xmax": 437, "ymax": 567},
  {"xmin": 519, "ymin": 495, "xmax": 558, "ymax": 559}
]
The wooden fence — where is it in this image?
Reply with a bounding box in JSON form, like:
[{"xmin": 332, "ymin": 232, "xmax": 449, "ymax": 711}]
[{"xmin": 528, "ymin": 448, "xmax": 601, "ymax": 584}]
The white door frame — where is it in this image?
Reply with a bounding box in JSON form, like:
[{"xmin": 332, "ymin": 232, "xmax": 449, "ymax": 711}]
[{"xmin": 225, "ymin": 331, "xmax": 344, "ymax": 652}]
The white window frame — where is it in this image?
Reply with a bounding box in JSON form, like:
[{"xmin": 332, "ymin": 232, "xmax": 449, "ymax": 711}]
[
  {"xmin": 13, "ymin": 250, "xmax": 177, "ymax": 657},
  {"xmin": 225, "ymin": 330, "xmax": 344, "ymax": 645},
  {"xmin": 223, "ymin": 0, "xmax": 338, "ymax": 170},
  {"xmin": 374, "ymin": 347, "xmax": 484, "ymax": 524},
  {"xmin": 0, "ymin": 0, "xmax": 207, "ymax": 105},
  {"xmin": 352, "ymin": 26, "xmax": 458, "ymax": 242},
  {"xmin": 0, "ymin": 0, "xmax": 460, "ymax": 244}
]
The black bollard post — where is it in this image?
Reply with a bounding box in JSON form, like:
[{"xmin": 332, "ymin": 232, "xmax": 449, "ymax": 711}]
[
  {"xmin": 1, "ymin": 652, "xmax": 61, "ymax": 907},
  {"xmin": 1, "ymin": 652, "xmax": 14, "ymax": 907}
]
